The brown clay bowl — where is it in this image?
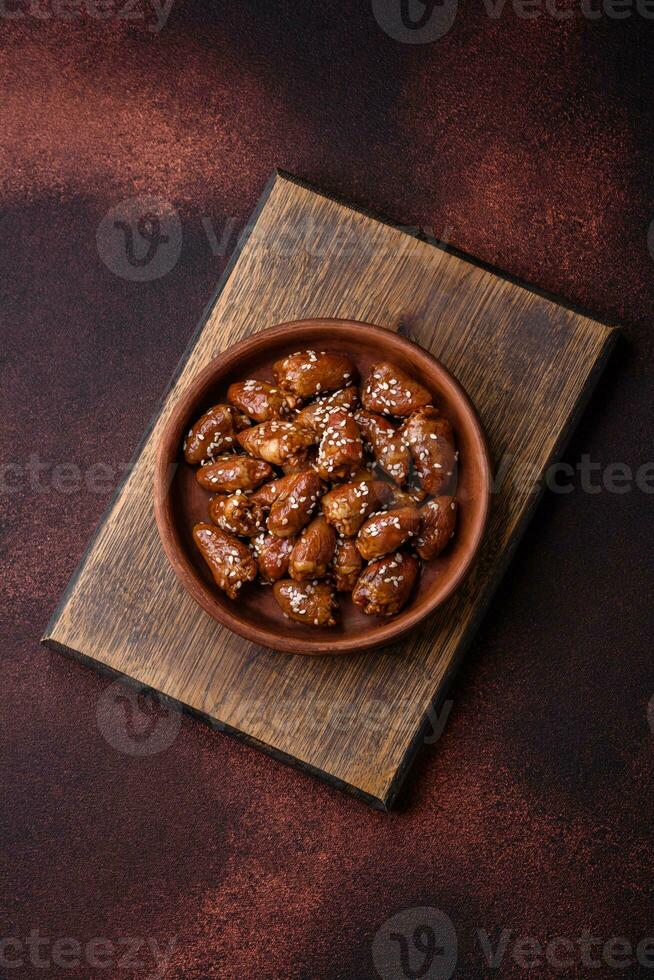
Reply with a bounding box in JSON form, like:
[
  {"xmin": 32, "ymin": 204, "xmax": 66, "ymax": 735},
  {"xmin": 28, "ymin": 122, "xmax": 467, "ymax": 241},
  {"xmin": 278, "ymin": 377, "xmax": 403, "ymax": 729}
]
[{"xmin": 154, "ymin": 318, "xmax": 491, "ymax": 655}]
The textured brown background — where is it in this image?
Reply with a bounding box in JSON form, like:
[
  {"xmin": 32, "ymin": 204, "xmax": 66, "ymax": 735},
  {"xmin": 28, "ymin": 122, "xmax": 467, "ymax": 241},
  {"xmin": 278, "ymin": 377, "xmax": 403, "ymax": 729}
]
[{"xmin": 1, "ymin": 3, "xmax": 653, "ymax": 978}]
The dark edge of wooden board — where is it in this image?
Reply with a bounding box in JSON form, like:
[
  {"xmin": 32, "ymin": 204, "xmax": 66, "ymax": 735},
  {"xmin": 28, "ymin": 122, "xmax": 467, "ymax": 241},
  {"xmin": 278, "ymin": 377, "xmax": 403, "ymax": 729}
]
[
  {"xmin": 41, "ymin": 168, "xmax": 620, "ymax": 810},
  {"xmin": 384, "ymin": 327, "xmax": 619, "ymax": 809}
]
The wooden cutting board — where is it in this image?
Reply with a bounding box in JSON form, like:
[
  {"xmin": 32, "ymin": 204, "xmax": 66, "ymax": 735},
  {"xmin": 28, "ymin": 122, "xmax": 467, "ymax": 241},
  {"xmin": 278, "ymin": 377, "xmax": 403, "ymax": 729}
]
[{"xmin": 43, "ymin": 171, "xmax": 617, "ymax": 809}]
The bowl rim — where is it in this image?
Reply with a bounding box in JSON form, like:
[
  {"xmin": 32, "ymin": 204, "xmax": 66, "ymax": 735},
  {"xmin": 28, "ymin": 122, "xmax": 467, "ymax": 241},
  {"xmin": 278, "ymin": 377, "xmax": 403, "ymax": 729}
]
[{"xmin": 154, "ymin": 318, "xmax": 492, "ymax": 655}]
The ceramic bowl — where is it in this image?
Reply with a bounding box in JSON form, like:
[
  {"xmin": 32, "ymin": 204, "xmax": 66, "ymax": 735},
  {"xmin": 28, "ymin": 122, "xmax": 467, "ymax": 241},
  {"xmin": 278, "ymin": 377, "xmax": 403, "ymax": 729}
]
[{"xmin": 154, "ymin": 318, "xmax": 491, "ymax": 655}]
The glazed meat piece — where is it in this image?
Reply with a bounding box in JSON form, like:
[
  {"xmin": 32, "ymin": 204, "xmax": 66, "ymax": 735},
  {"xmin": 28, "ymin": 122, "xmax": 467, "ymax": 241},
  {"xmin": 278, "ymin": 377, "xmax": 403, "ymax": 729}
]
[
  {"xmin": 316, "ymin": 408, "xmax": 363, "ymax": 481},
  {"xmin": 267, "ymin": 470, "xmax": 323, "ymax": 538},
  {"xmin": 355, "ymin": 409, "xmax": 410, "ymax": 485},
  {"xmin": 250, "ymin": 473, "xmax": 298, "ymax": 508},
  {"xmin": 237, "ymin": 419, "xmax": 314, "ymax": 466},
  {"xmin": 251, "ymin": 532, "xmax": 295, "ymax": 582},
  {"xmin": 196, "ymin": 455, "xmax": 273, "ymax": 493},
  {"xmin": 321, "ymin": 478, "xmax": 393, "ymax": 537},
  {"xmin": 227, "ymin": 379, "xmax": 290, "ymax": 422},
  {"xmin": 416, "ymin": 497, "xmax": 458, "ymax": 560},
  {"xmin": 273, "ymin": 350, "xmax": 356, "ymax": 400},
  {"xmin": 193, "ymin": 523, "xmax": 257, "ymax": 599},
  {"xmin": 361, "ymin": 362, "xmax": 432, "ymax": 417},
  {"xmin": 347, "ymin": 466, "xmax": 379, "ymax": 483},
  {"xmin": 399, "ymin": 407, "xmax": 457, "ymax": 495},
  {"xmin": 183, "ymin": 404, "xmax": 248, "ymax": 465},
  {"xmin": 356, "ymin": 505, "xmax": 420, "ymax": 561},
  {"xmin": 295, "ymin": 386, "xmax": 359, "ymax": 435},
  {"xmin": 289, "ymin": 516, "xmax": 336, "ymax": 581},
  {"xmin": 385, "ymin": 483, "xmax": 427, "ymax": 508},
  {"xmin": 208, "ymin": 492, "xmax": 266, "ymax": 537},
  {"xmin": 352, "ymin": 552, "xmax": 419, "ymax": 617},
  {"xmin": 282, "ymin": 446, "xmax": 318, "ymax": 474},
  {"xmin": 332, "ymin": 537, "xmax": 363, "ymax": 592},
  {"xmin": 273, "ymin": 579, "xmax": 337, "ymax": 627}
]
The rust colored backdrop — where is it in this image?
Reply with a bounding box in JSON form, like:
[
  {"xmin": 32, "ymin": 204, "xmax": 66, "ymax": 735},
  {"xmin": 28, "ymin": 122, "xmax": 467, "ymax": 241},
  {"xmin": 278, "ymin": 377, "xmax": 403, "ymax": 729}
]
[{"xmin": 2, "ymin": 3, "xmax": 653, "ymax": 978}]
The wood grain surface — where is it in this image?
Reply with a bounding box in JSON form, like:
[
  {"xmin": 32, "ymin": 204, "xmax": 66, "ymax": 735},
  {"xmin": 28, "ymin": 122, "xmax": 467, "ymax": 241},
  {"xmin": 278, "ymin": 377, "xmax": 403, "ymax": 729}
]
[{"xmin": 43, "ymin": 171, "xmax": 617, "ymax": 809}]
